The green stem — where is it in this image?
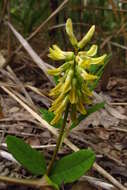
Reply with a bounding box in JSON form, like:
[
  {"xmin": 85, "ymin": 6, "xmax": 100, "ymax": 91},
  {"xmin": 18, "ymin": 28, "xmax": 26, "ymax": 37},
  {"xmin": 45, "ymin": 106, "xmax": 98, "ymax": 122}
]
[{"xmin": 46, "ymin": 103, "xmax": 70, "ymax": 176}]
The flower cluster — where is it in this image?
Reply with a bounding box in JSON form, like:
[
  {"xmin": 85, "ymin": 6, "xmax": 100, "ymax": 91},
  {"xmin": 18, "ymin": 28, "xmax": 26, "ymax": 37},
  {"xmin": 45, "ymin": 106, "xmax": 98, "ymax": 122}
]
[{"xmin": 48, "ymin": 18, "xmax": 107, "ymax": 125}]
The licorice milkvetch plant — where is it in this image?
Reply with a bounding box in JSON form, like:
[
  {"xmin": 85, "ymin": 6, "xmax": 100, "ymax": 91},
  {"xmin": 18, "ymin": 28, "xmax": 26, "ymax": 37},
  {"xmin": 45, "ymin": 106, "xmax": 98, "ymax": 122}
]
[
  {"xmin": 47, "ymin": 18, "xmax": 107, "ymax": 125},
  {"xmin": 6, "ymin": 18, "xmax": 108, "ymax": 190}
]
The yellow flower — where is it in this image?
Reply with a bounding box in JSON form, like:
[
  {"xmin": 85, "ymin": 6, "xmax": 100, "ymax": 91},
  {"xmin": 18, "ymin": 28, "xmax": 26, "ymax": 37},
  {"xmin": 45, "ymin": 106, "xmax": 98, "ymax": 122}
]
[
  {"xmin": 47, "ymin": 18, "xmax": 107, "ymax": 125},
  {"xmin": 48, "ymin": 45, "xmax": 74, "ymax": 61}
]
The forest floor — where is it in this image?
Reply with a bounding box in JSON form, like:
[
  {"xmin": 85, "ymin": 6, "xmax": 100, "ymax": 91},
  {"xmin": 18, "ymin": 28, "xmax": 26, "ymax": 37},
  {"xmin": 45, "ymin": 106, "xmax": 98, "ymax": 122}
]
[{"xmin": 0, "ymin": 28, "xmax": 127, "ymax": 190}]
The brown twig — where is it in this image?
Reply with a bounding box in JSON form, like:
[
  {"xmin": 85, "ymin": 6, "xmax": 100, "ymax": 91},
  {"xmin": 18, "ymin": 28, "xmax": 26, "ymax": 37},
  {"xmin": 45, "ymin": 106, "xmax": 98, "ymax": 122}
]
[
  {"xmin": 0, "ymin": 0, "xmax": 8, "ymax": 24},
  {"xmin": 7, "ymin": 0, "xmax": 11, "ymax": 59},
  {"xmin": 108, "ymin": 0, "xmax": 119, "ymax": 20}
]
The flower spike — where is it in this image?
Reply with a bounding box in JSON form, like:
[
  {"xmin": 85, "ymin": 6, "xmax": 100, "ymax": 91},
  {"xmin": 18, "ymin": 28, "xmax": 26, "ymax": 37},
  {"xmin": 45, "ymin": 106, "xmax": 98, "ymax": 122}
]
[{"xmin": 47, "ymin": 18, "xmax": 107, "ymax": 124}]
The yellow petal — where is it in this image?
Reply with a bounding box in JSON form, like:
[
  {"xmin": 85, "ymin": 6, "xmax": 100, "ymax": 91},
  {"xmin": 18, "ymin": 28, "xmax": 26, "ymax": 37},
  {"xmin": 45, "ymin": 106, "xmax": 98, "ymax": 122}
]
[
  {"xmin": 79, "ymin": 59, "xmax": 91, "ymax": 69},
  {"xmin": 49, "ymin": 82, "xmax": 62, "ymax": 96},
  {"xmin": 52, "ymin": 44, "xmax": 62, "ymax": 52},
  {"xmin": 48, "ymin": 47, "xmax": 65, "ymax": 60},
  {"xmin": 66, "ymin": 18, "xmax": 78, "ymax": 47},
  {"xmin": 47, "ymin": 68, "xmax": 62, "ymax": 76},
  {"xmin": 77, "ymin": 66, "xmax": 97, "ymax": 81},
  {"xmin": 69, "ymin": 78, "xmax": 78, "ymax": 104},
  {"xmin": 76, "ymin": 101, "xmax": 87, "ymax": 115},
  {"xmin": 48, "ymin": 45, "xmax": 74, "ymax": 61},
  {"xmin": 81, "ymin": 84, "xmax": 92, "ymax": 97},
  {"xmin": 63, "ymin": 69, "xmax": 74, "ymax": 93},
  {"xmin": 86, "ymin": 45, "xmax": 98, "ymax": 57},
  {"xmin": 53, "ymin": 45, "xmax": 74, "ymax": 60},
  {"xmin": 50, "ymin": 113, "xmax": 62, "ymax": 125},
  {"xmin": 81, "ymin": 70, "xmax": 97, "ymax": 80},
  {"xmin": 90, "ymin": 54, "xmax": 107, "ymax": 64},
  {"xmin": 78, "ymin": 45, "xmax": 98, "ymax": 58},
  {"xmin": 49, "ymin": 94, "xmax": 65, "ymax": 112},
  {"xmin": 54, "ymin": 95, "xmax": 69, "ymax": 114},
  {"xmin": 78, "ymin": 25, "xmax": 95, "ymax": 49},
  {"xmin": 52, "ymin": 93, "xmax": 65, "ymax": 107}
]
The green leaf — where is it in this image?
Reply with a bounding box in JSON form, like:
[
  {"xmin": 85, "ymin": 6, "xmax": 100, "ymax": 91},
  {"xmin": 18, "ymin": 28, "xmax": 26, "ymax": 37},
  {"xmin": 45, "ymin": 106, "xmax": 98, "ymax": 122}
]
[
  {"xmin": 50, "ymin": 149, "xmax": 95, "ymax": 185},
  {"xmin": 6, "ymin": 135, "xmax": 46, "ymax": 175},
  {"xmin": 40, "ymin": 108, "xmax": 63, "ymax": 128},
  {"xmin": 71, "ymin": 102, "xmax": 105, "ymax": 129},
  {"xmin": 53, "ymin": 76, "xmax": 59, "ymax": 84}
]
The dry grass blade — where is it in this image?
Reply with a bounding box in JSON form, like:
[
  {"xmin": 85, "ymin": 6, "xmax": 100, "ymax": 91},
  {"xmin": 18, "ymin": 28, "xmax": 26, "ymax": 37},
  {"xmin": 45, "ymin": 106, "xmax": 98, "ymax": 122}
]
[
  {"xmin": 101, "ymin": 38, "xmax": 127, "ymax": 50},
  {"xmin": 25, "ymin": 84, "xmax": 52, "ymax": 103},
  {"xmin": 81, "ymin": 176, "xmax": 117, "ymax": 190},
  {"xmin": 110, "ymin": 102, "xmax": 127, "ymax": 106},
  {"xmin": 7, "ymin": 66, "xmax": 36, "ymax": 110},
  {"xmin": 0, "ymin": 52, "xmax": 6, "ymax": 68},
  {"xmin": 1, "ymin": 86, "xmax": 126, "ymax": 190},
  {"xmin": 7, "ymin": 22, "xmax": 53, "ymax": 84}
]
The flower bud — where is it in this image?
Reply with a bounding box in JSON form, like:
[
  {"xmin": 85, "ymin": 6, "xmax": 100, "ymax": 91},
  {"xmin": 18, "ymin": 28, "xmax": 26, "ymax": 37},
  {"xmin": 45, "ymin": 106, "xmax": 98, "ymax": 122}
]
[
  {"xmin": 78, "ymin": 44, "xmax": 98, "ymax": 57},
  {"xmin": 76, "ymin": 99, "xmax": 87, "ymax": 115},
  {"xmin": 78, "ymin": 25, "xmax": 95, "ymax": 49},
  {"xmin": 49, "ymin": 93, "xmax": 65, "ymax": 112},
  {"xmin": 52, "ymin": 93, "xmax": 65, "ymax": 108},
  {"xmin": 81, "ymin": 83, "xmax": 92, "ymax": 97},
  {"xmin": 62, "ymin": 69, "xmax": 74, "ymax": 93},
  {"xmin": 47, "ymin": 67, "xmax": 62, "ymax": 76},
  {"xmin": 85, "ymin": 45, "xmax": 98, "ymax": 57},
  {"xmin": 49, "ymin": 82, "xmax": 63, "ymax": 96},
  {"xmin": 69, "ymin": 78, "xmax": 78, "ymax": 104},
  {"xmin": 54, "ymin": 95, "xmax": 69, "ymax": 115},
  {"xmin": 66, "ymin": 18, "xmax": 78, "ymax": 48}
]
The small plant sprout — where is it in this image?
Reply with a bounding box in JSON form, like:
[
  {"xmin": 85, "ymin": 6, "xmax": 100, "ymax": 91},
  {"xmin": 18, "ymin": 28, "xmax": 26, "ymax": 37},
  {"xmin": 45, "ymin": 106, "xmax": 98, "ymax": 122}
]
[
  {"xmin": 48, "ymin": 18, "xmax": 107, "ymax": 125},
  {"xmin": 6, "ymin": 18, "xmax": 108, "ymax": 190}
]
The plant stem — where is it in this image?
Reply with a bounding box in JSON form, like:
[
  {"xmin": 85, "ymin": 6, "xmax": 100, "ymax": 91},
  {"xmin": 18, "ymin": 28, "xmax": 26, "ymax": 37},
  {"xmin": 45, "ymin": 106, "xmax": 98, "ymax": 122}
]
[{"xmin": 46, "ymin": 103, "xmax": 70, "ymax": 176}]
